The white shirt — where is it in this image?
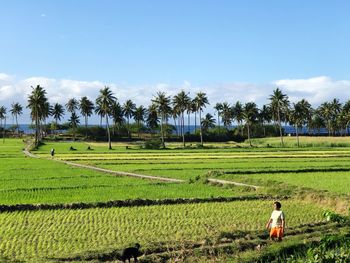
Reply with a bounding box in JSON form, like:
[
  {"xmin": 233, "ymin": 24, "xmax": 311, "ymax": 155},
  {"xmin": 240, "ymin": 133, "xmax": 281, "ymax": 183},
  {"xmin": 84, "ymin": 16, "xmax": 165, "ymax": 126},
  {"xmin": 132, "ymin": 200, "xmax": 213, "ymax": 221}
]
[{"xmin": 270, "ymin": 210, "xmax": 285, "ymax": 228}]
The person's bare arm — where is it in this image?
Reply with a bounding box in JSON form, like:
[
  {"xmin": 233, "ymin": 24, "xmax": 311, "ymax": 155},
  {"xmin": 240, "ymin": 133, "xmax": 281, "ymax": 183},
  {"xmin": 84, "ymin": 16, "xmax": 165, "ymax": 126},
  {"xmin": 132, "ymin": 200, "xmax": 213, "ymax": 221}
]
[{"xmin": 266, "ymin": 218, "xmax": 272, "ymax": 229}]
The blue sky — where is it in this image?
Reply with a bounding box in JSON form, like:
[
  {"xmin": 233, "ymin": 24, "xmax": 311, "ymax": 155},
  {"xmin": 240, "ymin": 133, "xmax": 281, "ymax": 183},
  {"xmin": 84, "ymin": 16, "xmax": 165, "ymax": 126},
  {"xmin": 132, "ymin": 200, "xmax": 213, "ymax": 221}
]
[
  {"xmin": 1, "ymin": 0, "xmax": 349, "ymax": 83},
  {"xmin": 1, "ymin": 1, "xmax": 350, "ymax": 123}
]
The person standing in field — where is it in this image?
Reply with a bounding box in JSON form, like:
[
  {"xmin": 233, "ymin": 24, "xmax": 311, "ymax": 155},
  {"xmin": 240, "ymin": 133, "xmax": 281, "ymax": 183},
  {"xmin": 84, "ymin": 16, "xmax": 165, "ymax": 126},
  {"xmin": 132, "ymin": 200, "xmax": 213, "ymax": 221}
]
[
  {"xmin": 265, "ymin": 201, "xmax": 285, "ymax": 241},
  {"xmin": 50, "ymin": 148, "xmax": 55, "ymax": 158}
]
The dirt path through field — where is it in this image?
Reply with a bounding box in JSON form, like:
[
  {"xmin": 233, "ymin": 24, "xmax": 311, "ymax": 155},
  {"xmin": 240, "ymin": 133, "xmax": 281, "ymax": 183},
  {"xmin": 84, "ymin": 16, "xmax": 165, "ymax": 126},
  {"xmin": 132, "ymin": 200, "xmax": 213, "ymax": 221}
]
[
  {"xmin": 23, "ymin": 148, "xmax": 184, "ymax": 183},
  {"xmin": 23, "ymin": 147, "xmax": 260, "ymax": 187}
]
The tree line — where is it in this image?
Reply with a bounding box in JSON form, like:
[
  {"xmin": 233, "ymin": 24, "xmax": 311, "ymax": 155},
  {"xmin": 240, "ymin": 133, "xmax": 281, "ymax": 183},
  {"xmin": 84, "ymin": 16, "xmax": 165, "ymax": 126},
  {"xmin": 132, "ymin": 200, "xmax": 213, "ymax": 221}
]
[{"xmin": 0, "ymin": 85, "xmax": 349, "ymax": 148}]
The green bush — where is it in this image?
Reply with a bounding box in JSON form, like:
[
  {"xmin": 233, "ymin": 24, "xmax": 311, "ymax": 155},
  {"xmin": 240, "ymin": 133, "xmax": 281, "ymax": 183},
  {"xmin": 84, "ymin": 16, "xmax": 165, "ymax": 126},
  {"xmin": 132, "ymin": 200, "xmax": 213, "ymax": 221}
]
[{"xmin": 144, "ymin": 139, "xmax": 162, "ymax": 149}]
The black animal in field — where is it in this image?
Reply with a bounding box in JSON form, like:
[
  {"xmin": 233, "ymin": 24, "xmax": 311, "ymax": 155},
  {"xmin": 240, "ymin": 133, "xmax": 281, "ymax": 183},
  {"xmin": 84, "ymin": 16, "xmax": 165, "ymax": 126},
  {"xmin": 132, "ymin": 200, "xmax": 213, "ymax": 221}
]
[{"xmin": 120, "ymin": 243, "xmax": 141, "ymax": 262}]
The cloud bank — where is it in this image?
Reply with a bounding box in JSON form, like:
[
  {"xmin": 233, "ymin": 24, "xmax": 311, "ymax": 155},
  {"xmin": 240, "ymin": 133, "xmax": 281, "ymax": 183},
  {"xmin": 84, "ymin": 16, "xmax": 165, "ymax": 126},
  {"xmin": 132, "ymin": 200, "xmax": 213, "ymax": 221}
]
[{"xmin": 1, "ymin": 73, "xmax": 350, "ymax": 123}]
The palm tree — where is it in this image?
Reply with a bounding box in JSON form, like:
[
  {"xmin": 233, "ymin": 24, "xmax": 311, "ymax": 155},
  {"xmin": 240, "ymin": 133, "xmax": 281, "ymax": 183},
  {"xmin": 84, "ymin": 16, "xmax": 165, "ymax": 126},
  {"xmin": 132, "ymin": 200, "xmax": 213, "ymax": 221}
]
[
  {"xmin": 110, "ymin": 101, "xmax": 124, "ymax": 135},
  {"xmin": 330, "ymin": 98, "xmax": 342, "ymax": 135},
  {"xmin": 194, "ymin": 92, "xmax": 209, "ymax": 146},
  {"xmin": 10, "ymin": 102, "xmax": 23, "ymax": 135},
  {"xmin": 221, "ymin": 102, "xmax": 233, "ymax": 128},
  {"xmin": 123, "ymin": 100, "xmax": 136, "ymax": 138},
  {"xmin": 152, "ymin": 92, "xmax": 171, "ymax": 148},
  {"xmin": 0, "ymin": 106, "xmax": 7, "ymax": 143},
  {"xmin": 298, "ymin": 99, "xmax": 312, "ymax": 134},
  {"xmin": 96, "ymin": 86, "xmax": 116, "ymax": 149},
  {"xmin": 309, "ymin": 110, "xmax": 325, "ymax": 135},
  {"xmin": 27, "ymin": 85, "xmax": 48, "ymax": 147},
  {"xmin": 259, "ymin": 105, "xmax": 272, "ymax": 137},
  {"xmin": 52, "ymin": 103, "xmax": 65, "ymax": 134},
  {"xmin": 201, "ymin": 113, "xmax": 216, "ymax": 132},
  {"xmin": 232, "ymin": 101, "xmax": 244, "ymax": 135},
  {"xmin": 94, "ymin": 100, "xmax": 105, "ymax": 127},
  {"xmin": 79, "ymin": 97, "xmax": 94, "ymax": 137},
  {"xmin": 214, "ymin": 103, "xmax": 223, "ymax": 128},
  {"xmin": 186, "ymin": 97, "xmax": 193, "ymax": 133},
  {"xmin": 133, "ymin": 105, "xmax": 146, "ymax": 137},
  {"xmin": 146, "ymin": 104, "xmax": 159, "ymax": 132},
  {"xmin": 319, "ymin": 102, "xmax": 333, "ymax": 136},
  {"xmin": 0, "ymin": 106, "xmax": 6, "ymax": 130},
  {"xmin": 68, "ymin": 112, "xmax": 80, "ymax": 141},
  {"xmin": 243, "ymin": 102, "xmax": 259, "ymax": 147},
  {"xmin": 173, "ymin": 90, "xmax": 191, "ymax": 147},
  {"xmin": 269, "ymin": 88, "xmax": 289, "ymax": 147},
  {"xmin": 66, "ymin": 98, "xmax": 79, "ymax": 114},
  {"xmin": 289, "ymin": 101, "xmax": 306, "ymax": 147}
]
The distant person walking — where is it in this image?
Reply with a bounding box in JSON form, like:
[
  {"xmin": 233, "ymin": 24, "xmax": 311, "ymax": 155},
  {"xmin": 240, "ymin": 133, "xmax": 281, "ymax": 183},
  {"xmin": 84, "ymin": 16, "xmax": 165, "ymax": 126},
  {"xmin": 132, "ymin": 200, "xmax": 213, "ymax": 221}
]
[
  {"xmin": 265, "ymin": 201, "xmax": 285, "ymax": 241},
  {"xmin": 50, "ymin": 148, "xmax": 55, "ymax": 158}
]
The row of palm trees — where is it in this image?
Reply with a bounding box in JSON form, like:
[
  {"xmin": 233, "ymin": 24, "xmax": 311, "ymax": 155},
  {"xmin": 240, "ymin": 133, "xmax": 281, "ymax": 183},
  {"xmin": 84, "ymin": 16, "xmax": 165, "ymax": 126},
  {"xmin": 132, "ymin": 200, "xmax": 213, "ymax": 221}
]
[{"xmin": 1, "ymin": 86, "xmax": 350, "ymax": 148}]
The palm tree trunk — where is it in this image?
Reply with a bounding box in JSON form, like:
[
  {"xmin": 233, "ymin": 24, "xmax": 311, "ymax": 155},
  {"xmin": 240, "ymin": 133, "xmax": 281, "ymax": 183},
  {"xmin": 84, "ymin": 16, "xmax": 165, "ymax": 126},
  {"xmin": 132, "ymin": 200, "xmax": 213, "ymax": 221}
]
[
  {"xmin": 182, "ymin": 112, "xmax": 185, "ymax": 147},
  {"xmin": 295, "ymin": 125, "xmax": 300, "ymax": 147},
  {"xmin": 277, "ymin": 107, "xmax": 284, "ymax": 147},
  {"xmin": 199, "ymin": 110, "xmax": 203, "ymax": 146},
  {"xmin": 160, "ymin": 115, "xmax": 165, "ymax": 148},
  {"xmin": 106, "ymin": 116, "xmax": 112, "ymax": 150},
  {"xmin": 247, "ymin": 123, "xmax": 252, "ymax": 147},
  {"xmin": 2, "ymin": 116, "xmax": 6, "ymax": 143},
  {"xmin": 194, "ymin": 112, "xmax": 197, "ymax": 132},
  {"xmin": 217, "ymin": 111, "xmax": 220, "ymax": 128},
  {"xmin": 188, "ymin": 113, "xmax": 190, "ymax": 133},
  {"xmin": 85, "ymin": 115, "xmax": 88, "ymax": 138}
]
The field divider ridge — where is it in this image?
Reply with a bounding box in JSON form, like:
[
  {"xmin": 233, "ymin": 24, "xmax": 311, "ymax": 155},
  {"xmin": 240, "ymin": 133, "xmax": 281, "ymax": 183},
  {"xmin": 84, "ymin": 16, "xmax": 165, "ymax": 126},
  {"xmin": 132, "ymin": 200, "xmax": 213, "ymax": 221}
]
[{"xmin": 0, "ymin": 195, "xmax": 289, "ymax": 212}]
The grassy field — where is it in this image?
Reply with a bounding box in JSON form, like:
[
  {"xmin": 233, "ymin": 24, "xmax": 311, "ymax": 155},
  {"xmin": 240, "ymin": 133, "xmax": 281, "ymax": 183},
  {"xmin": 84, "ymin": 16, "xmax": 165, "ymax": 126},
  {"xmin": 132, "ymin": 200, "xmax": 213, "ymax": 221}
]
[
  {"xmin": 0, "ymin": 137, "xmax": 350, "ymax": 261},
  {"xmin": 0, "ymin": 200, "xmax": 323, "ymax": 261}
]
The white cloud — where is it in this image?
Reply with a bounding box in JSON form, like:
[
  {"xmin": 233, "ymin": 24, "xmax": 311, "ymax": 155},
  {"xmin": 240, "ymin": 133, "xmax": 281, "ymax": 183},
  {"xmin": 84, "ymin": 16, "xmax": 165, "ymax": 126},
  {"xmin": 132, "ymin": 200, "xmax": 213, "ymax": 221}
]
[
  {"xmin": 1, "ymin": 73, "xmax": 350, "ymax": 123},
  {"xmin": 274, "ymin": 76, "xmax": 350, "ymax": 105}
]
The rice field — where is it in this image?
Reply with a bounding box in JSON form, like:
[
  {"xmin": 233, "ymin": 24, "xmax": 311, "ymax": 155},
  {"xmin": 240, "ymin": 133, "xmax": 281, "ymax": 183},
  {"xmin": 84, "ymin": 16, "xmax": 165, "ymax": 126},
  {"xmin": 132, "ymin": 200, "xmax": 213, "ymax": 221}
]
[
  {"xmin": 1, "ymin": 138, "xmax": 350, "ymax": 261},
  {"xmin": 0, "ymin": 200, "xmax": 323, "ymax": 261}
]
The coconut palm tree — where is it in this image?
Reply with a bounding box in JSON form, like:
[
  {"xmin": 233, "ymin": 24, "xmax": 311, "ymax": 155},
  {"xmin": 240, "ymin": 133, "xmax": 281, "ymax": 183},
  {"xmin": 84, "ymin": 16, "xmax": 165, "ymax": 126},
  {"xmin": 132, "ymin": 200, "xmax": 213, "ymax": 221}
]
[
  {"xmin": 27, "ymin": 85, "xmax": 49, "ymax": 147},
  {"xmin": 297, "ymin": 99, "xmax": 313, "ymax": 134},
  {"xmin": 152, "ymin": 92, "xmax": 171, "ymax": 148},
  {"xmin": 214, "ymin": 103, "xmax": 223, "ymax": 128},
  {"xmin": 289, "ymin": 101, "xmax": 306, "ymax": 147},
  {"xmin": 51, "ymin": 103, "xmax": 65, "ymax": 134},
  {"xmin": 0, "ymin": 106, "xmax": 7, "ymax": 142},
  {"xmin": 259, "ymin": 104, "xmax": 272, "ymax": 137},
  {"xmin": 10, "ymin": 102, "xmax": 23, "ymax": 135},
  {"xmin": 319, "ymin": 102, "xmax": 333, "ymax": 136},
  {"xmin": 232, "ymin": 101, "xmax": 244, "ymax": 135},
  {"xmin": 186, "ymin": 97, "xmax": 193, "ymax": 133},
  {"xmin": 201, "ymin": 113, "xmax": 216, "ymax": 132},
  {"xmin": 221, "ymin": 102, "xmax": 233, "ymax": 128},
  {"xmin": 173, "ymin": 90, "xmax": 191, "ymax": 147},
  {"xmin": 94, "ymin": 100, "xmax": 105, "ymax": 127},
  {"xmin": 123, "ymin": 100, "xmax": 136, "ymax": 138},
  {"xmin": 243, "ymin": 102, "xmax": 259, "ymax": 147},
  {"xmin": 0, "ymin": 106, "xmax": 6, "ymax": 130},
  {"xmin": 309, "ymin": 110, "xmax": 325, "ymax": 135},
  {"xmin": 269, "ymin": 88, "xmax": 289, "ymax": 147},
  {"xmin": 133, "ymin": 105, "xmax": 146, "ymax": 137},
  {"xmin": 66, "ymin": 98, "xmax": 79, "ymax": 114},
  {"xmin": 79, "ymin": 97, "xmax": 94, "ymax": 137},
  {"xmin": 146, "ymin": 104, "xmax": 159, "ymax": 132},
  {"xmin": 110, "ymin": 101, "xmax": 124, "ymax": 135},
  {"xmin": 194, "ymin": 92, "xmax": 209, "ymax": 146},
  {"xmin": 96, "ymin": 86, "xmax": 116, "ymax": 149},
  {"xmin": 68, "ymin": 112, "xmax": 80, "ymax": 141},
  {"xmin": 330, "ymin": 98, "xmax": 342, "ymax": 135}
]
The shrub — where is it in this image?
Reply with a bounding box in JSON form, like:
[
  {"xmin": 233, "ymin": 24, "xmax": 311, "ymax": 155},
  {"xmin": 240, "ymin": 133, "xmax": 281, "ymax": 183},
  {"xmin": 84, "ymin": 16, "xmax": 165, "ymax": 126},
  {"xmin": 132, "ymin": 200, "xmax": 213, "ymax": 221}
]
[{"xmin": 144, "ymin": 139, "xmax": 162, "ymax": 149}]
